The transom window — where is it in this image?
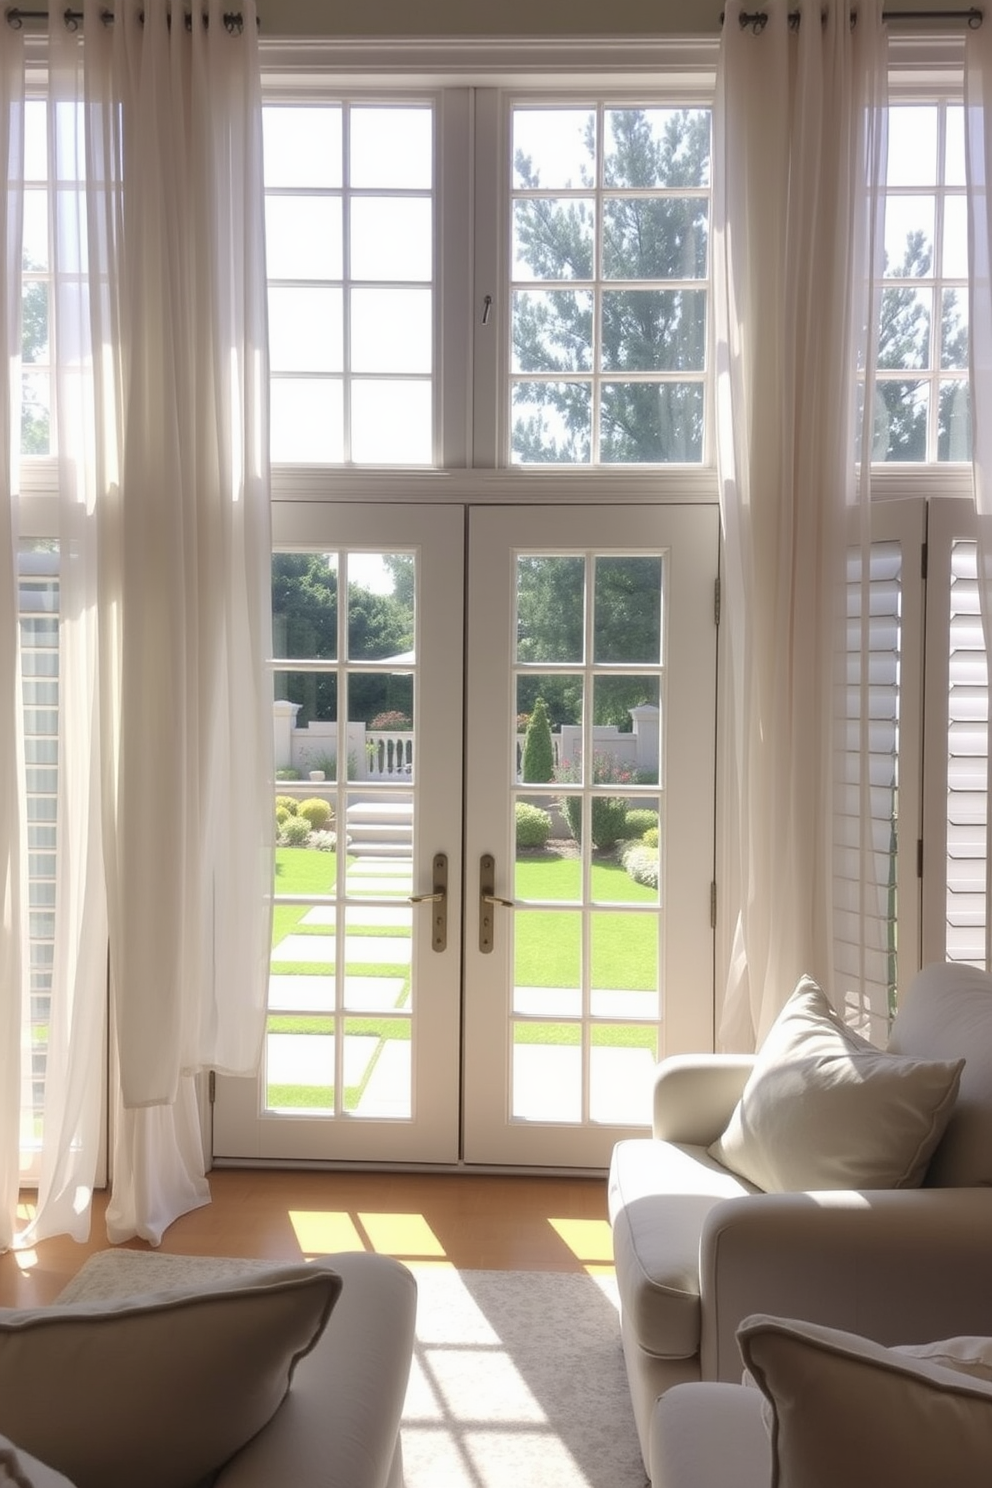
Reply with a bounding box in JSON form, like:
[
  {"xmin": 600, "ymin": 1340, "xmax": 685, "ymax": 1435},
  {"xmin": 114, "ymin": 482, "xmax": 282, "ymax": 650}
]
[{"xmin": 508, "ymin": 103, "xmax": 712, "ymax": 466}]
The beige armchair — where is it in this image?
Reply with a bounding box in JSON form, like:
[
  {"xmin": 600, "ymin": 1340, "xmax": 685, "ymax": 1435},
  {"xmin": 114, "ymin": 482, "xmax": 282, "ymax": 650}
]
[{"xmin": 609, "ymin": 963, "xmax": 992, "ymax": 1475}]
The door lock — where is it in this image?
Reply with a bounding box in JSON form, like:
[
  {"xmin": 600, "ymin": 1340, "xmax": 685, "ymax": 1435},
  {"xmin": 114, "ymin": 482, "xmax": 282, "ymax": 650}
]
[
  {"xmin": 409, "ymin": 852, "xmax": 448, "ymax": 952},
  {"xmin": 479, "ymin": 853, "xmax": 513, "ymax": 954}
]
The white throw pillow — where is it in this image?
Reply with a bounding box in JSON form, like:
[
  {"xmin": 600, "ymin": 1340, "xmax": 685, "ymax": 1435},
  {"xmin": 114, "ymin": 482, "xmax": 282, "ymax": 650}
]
[
  {"xmin": 738, "ymin": 1313, "xmax": 992, "ymax": 1488},
  {"xmin": 708, "ymin": 975, "xmax": 964, "ymax": 1191},
  {"xmin": 0, "ymin": 1264, "xmax": 341, "ymax": 1488},
  {"xmin": 0, "ymin": 1434, "xmax": 76, "ymax": 1488}
]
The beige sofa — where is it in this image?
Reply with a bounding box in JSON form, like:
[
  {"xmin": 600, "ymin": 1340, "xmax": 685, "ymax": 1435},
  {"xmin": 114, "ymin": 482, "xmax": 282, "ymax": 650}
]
[
  {"xmin": 0, "ymin": 1250, "xmax": 417, "ymax": 1488},
  {"xmin": 609, "ymin": 962, "xmax": 992, "ymax": 1474}
]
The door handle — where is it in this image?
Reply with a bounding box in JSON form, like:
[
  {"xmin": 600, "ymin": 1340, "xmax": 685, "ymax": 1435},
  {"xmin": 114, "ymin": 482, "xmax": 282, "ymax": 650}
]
[
  {"xmin": 409, "ymin": 852, "xmax": 447, "ymax": 952},
  {"xmin": 479, "ymin": 853, "xmax": 513, "ymax": 954}
]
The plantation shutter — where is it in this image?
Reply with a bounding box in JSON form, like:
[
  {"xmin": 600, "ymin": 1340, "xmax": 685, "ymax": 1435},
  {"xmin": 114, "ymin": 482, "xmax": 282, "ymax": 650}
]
[{"xmin": 945, "ymin": 538, "xmax": 989, "ymax": 966}]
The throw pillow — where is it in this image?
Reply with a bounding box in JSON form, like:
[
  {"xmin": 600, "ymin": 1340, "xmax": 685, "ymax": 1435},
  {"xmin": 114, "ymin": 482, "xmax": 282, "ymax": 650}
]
[
  {"xmin": 708, "ymin": 974, "xmax": 964, "ymax": 1191},
  {"xmin": 0, "ymin": 1263, "xmax": 341, "ymax": 1488},
  {"xmin": 0, "ymin": 1433, "xmax": 76, "ymax": 1488},
  {"xmin": 738, "ymin": 1313, "xmax": 992, "ymax": 1488}
]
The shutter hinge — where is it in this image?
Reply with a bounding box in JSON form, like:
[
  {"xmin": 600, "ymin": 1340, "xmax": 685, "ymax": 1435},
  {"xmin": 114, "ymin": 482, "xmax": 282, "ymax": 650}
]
[
  {"xmin": 917, "ymin": 839, "xmax": 924, "ymax": 879},
  {"xmin": 921, "ymin": 540, "xmax": 928, "ymax": 581},
  {"xmin": 710, "ymin": 881, "xmax": 717, "ymax": 929},
  {"xmin": 714, "ymin": 576, "xmax": 721, "ymax": 627},
  {"xmin": 208, "ymin": 1069, "xmax": 216, "ymax": 1105}
]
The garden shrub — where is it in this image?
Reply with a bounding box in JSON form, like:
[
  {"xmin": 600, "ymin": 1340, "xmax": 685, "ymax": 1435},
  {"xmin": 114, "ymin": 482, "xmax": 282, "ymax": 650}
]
[
  {"xmin": 624, "ymin": 808, "xmax": 659, "ymax": 839},
  {"xmin": 516, "ymin": 801, "xmax": 552, "ymax": 849},
  {"xmin": 279, "ymin": 815, "xmax": 312, "ymax": 847},
  {"xmin": 309, "ymin": 830, "xmax": 337, "ymax": 852},
  {"xmin": 275, "ymin": 805, "xmax": 291, "ymax": 827},
  {"xmin": 275, "ymin": 767, "xmax": 301, "ymax": 780},
  {"xmin": 521, "ymin": 697, "xmax": 555, "ymax": 783},
  {"xmin": 621, "ymin": 840, "xmax": 659, "ymax": 889},
  {"xmin": 275, "ymin": 795, "xmax": 299, "ymax": 815},
  {"xmin": 298, "ymin": 797, "xmax": 333, "ymax": 831},
  {"xmin": 555, "ymin": 753, "xmax": 636, "ymax": 849},
  {"xmin": 643, "ymin": 826, "xmax": 659, "ymax": 848}
]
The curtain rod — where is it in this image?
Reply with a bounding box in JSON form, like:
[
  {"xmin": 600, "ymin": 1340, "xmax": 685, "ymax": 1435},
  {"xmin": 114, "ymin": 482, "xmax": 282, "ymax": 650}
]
[
  {"xmin": 730, "ymin": 7, "xmax": 983, "ymax": 30},
  {"xmin": 5, "ymin": 7, "xmax": 252, "ymax": 29}
]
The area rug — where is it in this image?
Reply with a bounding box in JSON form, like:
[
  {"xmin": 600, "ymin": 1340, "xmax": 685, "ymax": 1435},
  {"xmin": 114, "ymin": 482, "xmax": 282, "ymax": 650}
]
[{"xmin": 58, "ymin": 1252, "xmax": 644, "ymax": 1488}]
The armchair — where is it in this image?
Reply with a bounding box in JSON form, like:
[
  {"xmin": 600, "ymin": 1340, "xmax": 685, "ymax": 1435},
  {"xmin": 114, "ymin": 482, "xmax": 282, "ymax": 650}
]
[{"xmin": 608, "ymin": 962, "xmax": 992, "ymax": 1475}]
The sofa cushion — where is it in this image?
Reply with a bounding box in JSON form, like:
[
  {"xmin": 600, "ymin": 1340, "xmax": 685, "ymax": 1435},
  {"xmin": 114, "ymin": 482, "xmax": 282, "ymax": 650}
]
[
  {"xmin": 708, "ymin": 975, "xmax": 964, "ymax": 1192},
  {"xmin": 608, "ymin": 1137, "xmax": 758, "ymax": 1359},
  {"xmin": 0, "ymin": 1264, "xmax": 341, "ymax": 1488},
  {"xmin": 888, "ymin": 961, "xmax": 992, "ymax": 1186},
  {"xmin": 738, "ymin": 1313, "xmax": 992, "ymax": 1488},
  {"xmin": 0, "ymin": 1434, "xmax": 76, "ymax": 1488}
]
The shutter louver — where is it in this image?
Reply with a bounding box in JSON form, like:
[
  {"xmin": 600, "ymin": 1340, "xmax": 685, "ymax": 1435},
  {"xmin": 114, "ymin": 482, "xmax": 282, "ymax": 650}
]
[{"xmin": 946, "ymin": 539, "xmax": 989, "ymax": 966}]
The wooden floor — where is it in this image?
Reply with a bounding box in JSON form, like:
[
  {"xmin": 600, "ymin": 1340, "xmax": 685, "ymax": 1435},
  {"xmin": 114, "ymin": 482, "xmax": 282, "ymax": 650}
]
[{"xmin": 1, "ymin": 1169, "xmax": 613, "ymax": 1309}]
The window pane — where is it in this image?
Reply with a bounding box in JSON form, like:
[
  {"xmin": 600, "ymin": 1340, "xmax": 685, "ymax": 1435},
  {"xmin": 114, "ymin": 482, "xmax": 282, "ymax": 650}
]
[
  {"xmin": 873, "ymin": 381, "xmax": 929, "ymax": 462},
  {"xmin": 594, "ymin": 558, "xmax": 662, "ymax": 663},
  {"xmin": 601, "ymin": 290, "xmax": 706, "ymax": 372},
  {"xmin": 943, "ymin": 196, "xmax": 968, "ymax": 277},
  {"xmin": 511, "ymin": 381, "xmax": 592, "ymax": 464},
  {"xmin": 350, "ymin": 107, "xmax": 432, "ymax": 189},
  {"xmin": 268, "ymin": 288, "xmax": 343, "ymax": 373},
  {"xmin": 512, "ymin": 109, "xmax": 596, "ymax": 189},
  {"xmin": 941, "ymin": 288, "xmax": 969, "ymax": 370},
  {"xmin": 604, "ymin": 107, "xmax": 710, "ymax": 188},
  {"xmin": 878, "ymin": 287, "xmax": 931, "ymax": 370},
  {"xmin": 946, "ymin": 105, "xmax": 965, "ymax": 186},
  {"xmin": 884, "ymin": 196, "xmax": 934, "ymax": 277},
  {"xmin": 886, "ymin": 105, "xmax": 937, "ymax": 186},
  {"xmin": 265, "ymin": 197, "xmax": 342, "ymax": 280},
  {"xmin": 938, "ymin": 381, "xmax": 971, "ymax": 461},
  {"xmin": 512, "ymin": 199, "xmax": 595, "ymax": 281},
  {"xmin": 602, "ymin": 199, "xmax": 708, "ymax": 279},
  {"xmin": 350, "ymin": 198, "xmax": 432, "ymax": 282},
  {"xmin": 270, "ymin": 380, "xmax": 343, "ymax": 462},
  {"xmin": 351, "ymin": 288, "xmax": 432, "ymax": 375},
  {"xmin": 600, "ymin": 382, "xmax": 703, "ymax": 463},
  {"xmin": 351, "ymin": 381, "xmax": 432, "ymax": 464},
  {"xmin": 517, "ymin": 557, "xmax": 586, "ymax": 664},
  {"xmin": 512, "ymin": 290, "xmax": 593, "ymax": 373},
  {"xmin": 264, "ymin": 106, "xmax": 342, "ymax": 188}
]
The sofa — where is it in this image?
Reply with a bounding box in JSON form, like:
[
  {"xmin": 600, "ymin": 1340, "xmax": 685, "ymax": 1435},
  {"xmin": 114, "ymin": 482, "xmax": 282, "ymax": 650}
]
[
  {"xmin": 650, "ymin": 1316, "xmax": 992, "ymax": 1488},
  {"xmin": 608, "ymin": 961, "xmax": 992, "ymax": 1474},
  {"xmin": 0, "ymin": 1249, "xmax": 417, "ymax": 1488}
]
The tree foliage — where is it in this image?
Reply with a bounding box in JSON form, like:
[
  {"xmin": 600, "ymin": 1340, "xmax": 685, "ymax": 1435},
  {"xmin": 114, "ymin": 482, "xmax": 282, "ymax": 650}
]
[{"xmin": 521, "ymin": 696, "xmax": 555, "ymax": 782}]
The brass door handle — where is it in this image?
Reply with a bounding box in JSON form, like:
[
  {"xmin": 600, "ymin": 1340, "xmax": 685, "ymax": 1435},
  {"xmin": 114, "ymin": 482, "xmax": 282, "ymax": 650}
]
[
  {"xmin": 479, "ymin": 854, "xmax": 513, "ymax": 953},
  {"xmin": 409, "ymin": 853, "xmax": 447, "ymax": 952}
]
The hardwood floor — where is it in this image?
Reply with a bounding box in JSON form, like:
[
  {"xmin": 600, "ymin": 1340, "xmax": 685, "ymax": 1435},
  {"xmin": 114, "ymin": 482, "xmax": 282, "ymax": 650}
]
[{"xmin": 2, "ymin": 1169, "xmax": 613, "ymax": 1309}]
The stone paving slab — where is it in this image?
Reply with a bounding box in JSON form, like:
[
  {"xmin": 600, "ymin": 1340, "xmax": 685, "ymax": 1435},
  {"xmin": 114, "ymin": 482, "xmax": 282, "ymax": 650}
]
[
  {"xmin": 273, "ymin": 933, "xmax": 412, "ymax": 966},
  {"xmin": 266, "ymin": 1032, "xmax": 377, "ymax": 1086},
  {"xmin": 302, "ymin": 905, "xmax": 413, "ymax": 929}
]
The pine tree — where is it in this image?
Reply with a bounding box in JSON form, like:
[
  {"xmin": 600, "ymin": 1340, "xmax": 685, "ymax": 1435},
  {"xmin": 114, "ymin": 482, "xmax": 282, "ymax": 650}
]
[{"xmin": 521, "ymin": 697, "xmax": 555, "ymax": 783}]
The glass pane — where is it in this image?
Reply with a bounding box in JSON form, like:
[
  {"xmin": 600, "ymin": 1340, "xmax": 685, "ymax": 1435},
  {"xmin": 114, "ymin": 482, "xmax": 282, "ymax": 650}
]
[
  {"xmin": 350, "ymin": 107, "xmax": 432, "ymax": 190},
  {"xmin": 884, "ymin": 196, "xmax": 934, "ymax": 277},
  {"xmin": 512, "ymin": 1024, "xmax": 581, "ymax": 1122},
  {"xmin": 511, "ymin": 290, "xmax": 593, "ymax": 373},
  {"xmin": 873, "ymin": 381, "xmax": 929, "ymax": 462},
  {"xmin": 511, "ymin": 381, "xmax": 591, "ymax": 463},
  {"xmin": 270, "ymin": 380, "xmax": 343, "ymax": 463},
  {"xmin": 595, "ymin": 798, "xmax": 660, "ymax": 904},
  {"xmin": 268, "ymin": 288, "xmax": 343, "ymax": 373},
  {"xmin": 347, "ymin": 1016, "xmax": 411, "ymax": 1118},
  {"xmin": 264, "ymin": 107, "xmax": 342, "ymax": 189},
  {"xmin": 276, "ymin": 676, "xmax": 337, "ymax": 782},
  {"xmin": 268, "ymin": 973, "xmax": 335, "ymax": 1014},
  {"xmin": 272, "ymin": 553, "xmax": 338, "ymax": 661},
  {"xmin": 601, "ymin": 290, "xmax": 706, "ymax": 372},
  {"xmin": 602, "ymin": 199, "xmax": 708, "ymax": 279},
  {"xmin": 886, "ymin": 105, "xmax": 937, "ymax": 186},
  {"xmin": 941, "ymin": 288, "xmax": 969, "ymax": 370},
  {"xmin": 23, "ymin": 190, "xmax": 48, "ymax": 270},
  {"xmin": 590, "ymin": 1024, "xmax": 657, "ymax": 1124},
  {"xmin": 878, "ymin": 287, "xmax": 931, "ymax": 370},
  {"xmin": 512, "ymin": 109, "xmax": 596, "ymax": 190},
  {"xmin": 21, "ymin": 369, "xmax": 50, "ymax": 456},
  {"xmin": 346, "ymin": 566, "xmax": 415, "ymax": 655},
  {"xmin": 351, "ymin": 288, "xmax": 432, "ymax": 375},
  {"xmin": 946, "ymin": 106, "xmax": 965, "ymax": 186},
  {"xmin": 265, "ymin": 197, "xmax": 342, "ymax": 280},
  {"xmin": 938, "ymin": 380, "xmax": 971, "ymax": 462},
  {"xmin": 595, "ymin": 557, "xmax": 662, "ymax": 663},
  {"xmin": 516, "ymin": 558, "xmax": 585, "ymax": 664},
  {"xmin": 265, "ymin": 1026, "xmax": 334, "ymax": 1114},
  {"xmin": 351, "ymin": 381, "xmax": 432, "ymax": 464},
  {"xmin": 515, "ymin": 804, "xmax": 581, "ymax": 900},
  {"xmin": 514, "ymin": 909, "xmax": 580, "ymax": 1014},
  {"xmin": 590, "ymin": 913, "xmax": 658, "ymax": 1018},
  {"xmin": 512, "ymin": 200, "xmax": 595, "ymax": 281},
  {"xmin": 943, "ymin": 195, "xmax": 968, "ymax": 278},
  {"xmin": 600, "ymin": 381, "xmax": 703, "ymax": 463},
  {"xmin": 346, "ymin": 815, "xmax": 414, "ymax": 900},
  {"xmin": 516, "ymin": 689, "xmax": 559, "ymax": 784},
  {"xmin": 351, "ymin": 198, "xmax": 432, "ymax": 282},
  {"xmin": 358, "ymin": 681, "xmax": 415, "ymax": 782},
  {"xmin": 24, "ymin": 100, "xmax": 47, "ymax": 179},
  {"xmin": 605, "ymin": 108, "xmax": 710, "ymax": 189}
]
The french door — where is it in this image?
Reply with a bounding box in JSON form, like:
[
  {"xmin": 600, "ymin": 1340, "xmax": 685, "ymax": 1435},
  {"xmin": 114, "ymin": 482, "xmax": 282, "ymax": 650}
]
[{"xmin": 212, "ymin": 501, "xmax": 718, "ymax": 1169}]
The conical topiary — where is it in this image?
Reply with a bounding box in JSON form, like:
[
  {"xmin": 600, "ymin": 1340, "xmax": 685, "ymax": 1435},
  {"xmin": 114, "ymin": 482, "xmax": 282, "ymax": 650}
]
[{"xmin": 522, "ymin": 697, "xmax": 555, "ymax": 783}]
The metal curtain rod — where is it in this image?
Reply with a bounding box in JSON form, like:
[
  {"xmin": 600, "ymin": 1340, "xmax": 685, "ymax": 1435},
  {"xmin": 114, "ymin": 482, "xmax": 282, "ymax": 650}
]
[
  {"xmin": 5, "ymin": 7, "xmax": 251, "ymax": 29},
  {"xmin": 732, "ymin": 8, "xmax": 983, "ymax": 30}
]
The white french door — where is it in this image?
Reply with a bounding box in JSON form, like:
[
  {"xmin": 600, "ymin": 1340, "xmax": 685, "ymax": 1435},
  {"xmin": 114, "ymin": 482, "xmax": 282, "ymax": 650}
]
[{"xmin": 213, "ymin": 500, "xmax": 718, "ymax": 1169}]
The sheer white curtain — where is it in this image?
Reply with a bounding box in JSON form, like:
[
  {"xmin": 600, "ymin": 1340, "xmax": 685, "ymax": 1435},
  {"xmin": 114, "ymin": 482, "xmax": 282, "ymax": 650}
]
[
  {"xmin": 0, "ymin": 29, "xmax": 26, "ymax": 1253},
  {"xmin": 8, "ymin": 0, "xmax": 272, "ymax": 1250},
  {"xmin": 713, "ymin": 0, "xmax": 889, "ymax": 1047}
]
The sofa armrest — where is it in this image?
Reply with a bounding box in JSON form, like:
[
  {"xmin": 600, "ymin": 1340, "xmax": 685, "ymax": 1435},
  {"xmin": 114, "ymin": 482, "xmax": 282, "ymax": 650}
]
[
  {"xmin": 699, "ymin": 1187, "xmax": 992, "ymax": 1383},
  {"xmin": 651, "ymin": 1383, "xmax": 771, "ymax": 1488},
  {"xmin": 652, "ymin": 1054, "xmax": 755, "ymax": 1145}
]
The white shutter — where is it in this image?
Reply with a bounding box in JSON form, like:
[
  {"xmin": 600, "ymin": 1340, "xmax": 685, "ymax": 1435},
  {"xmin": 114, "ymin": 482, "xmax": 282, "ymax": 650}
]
[{"xmin": 945, "ymin": 538, "xmax": 989, "ymax": 965}]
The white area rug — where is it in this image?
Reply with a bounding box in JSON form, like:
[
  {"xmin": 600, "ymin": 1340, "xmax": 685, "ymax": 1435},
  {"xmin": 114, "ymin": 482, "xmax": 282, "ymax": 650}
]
[{"xmin": 59, "ymin": 1252, "xmax": 645, "ymax": 1488}]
